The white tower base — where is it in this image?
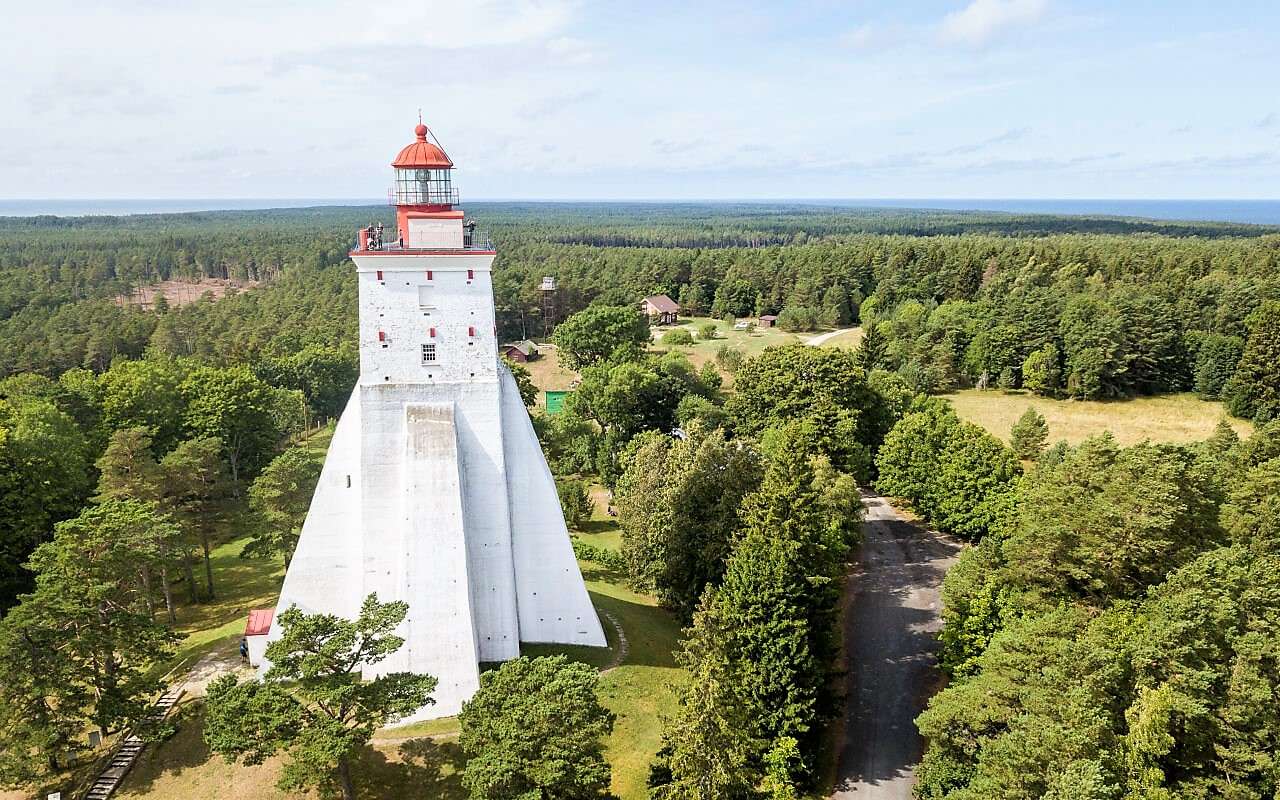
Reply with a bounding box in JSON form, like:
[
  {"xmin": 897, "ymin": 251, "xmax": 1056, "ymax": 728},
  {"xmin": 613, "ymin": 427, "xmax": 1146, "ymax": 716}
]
[{"xmin": 263, "ymin": 365, "xmax": 606, "ymax": 722}]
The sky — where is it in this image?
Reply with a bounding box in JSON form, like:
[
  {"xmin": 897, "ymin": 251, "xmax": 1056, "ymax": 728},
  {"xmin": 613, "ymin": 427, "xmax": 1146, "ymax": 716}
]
[{"xmin": 1, "ymin": 0, "xmax": 1278, "ymax": 200}]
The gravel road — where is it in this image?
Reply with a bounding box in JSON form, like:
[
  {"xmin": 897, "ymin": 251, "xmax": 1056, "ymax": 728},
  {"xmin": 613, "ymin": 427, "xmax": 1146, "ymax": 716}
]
[{"xmin": 832, "ymin": 493, "xmax": 961, "ymax": 799}]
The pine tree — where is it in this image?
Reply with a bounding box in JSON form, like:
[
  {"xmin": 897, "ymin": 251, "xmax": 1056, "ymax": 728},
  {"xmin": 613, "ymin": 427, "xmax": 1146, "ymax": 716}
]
[
  {"xmin": 1010, "ymin": 407, "xmax": 1050, "ymax": 460},
  {"xmin": 1223, "ymin": 301, "xmax": 1280, "ymax": 421},
  {"xmin": 161, "ymin": 437, "xmax": 230, "ymax": 601},
  {"xmin": 204, "ymin": 594, "xmax": 436, "ymax": 800},
  {"xmin": 95, "ymin": 427, "xmax": 162, "ymax": 505},
  {"xmin": 820, "ymin": 284, "xmax": 852, "ymax": 327},
  {"xmin": 854, "ymin": 323, "xmax": 887, "ymax": 372},
  {"xmin": 22, "ymin": 501, "xmax": 180, "ymax": 739},
  {"xmin": 95, "ymin": 428, "xmax": 180, "ymax": 620}
]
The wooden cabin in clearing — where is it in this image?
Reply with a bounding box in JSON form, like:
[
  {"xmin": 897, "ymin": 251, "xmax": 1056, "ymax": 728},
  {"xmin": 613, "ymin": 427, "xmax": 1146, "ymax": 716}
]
[
  {"xmin": 641, "ymin": 294, "xmax": 680, "ymax": 325},
  {"xmin": 501, "ymin": 340, "xmax": 540, "ymax": 362},
  {"xmin": 758, "ymin": 314, "xmax": 779, "ymax": 328}
]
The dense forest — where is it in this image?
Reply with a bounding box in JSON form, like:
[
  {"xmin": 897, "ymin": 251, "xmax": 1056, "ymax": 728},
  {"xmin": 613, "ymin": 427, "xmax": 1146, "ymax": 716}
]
[
  {"xmin": 2, "ymin": 200, "xmax": 1279, "ymax": 603},
  {"xmin": 2, "ymin": 203, "xmax": 1280, "ymax": 798}
]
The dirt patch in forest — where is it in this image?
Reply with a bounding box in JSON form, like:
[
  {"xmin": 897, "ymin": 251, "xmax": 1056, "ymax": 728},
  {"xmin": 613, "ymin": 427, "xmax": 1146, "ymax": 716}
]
[{"xmin": 116, "ymin": 278, "xmax": 258, "ymax": 310}]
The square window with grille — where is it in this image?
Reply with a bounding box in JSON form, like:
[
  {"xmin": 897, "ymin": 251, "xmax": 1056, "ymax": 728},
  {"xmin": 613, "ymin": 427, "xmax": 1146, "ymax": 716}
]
[{"xmin": 421, "ymin": 343, "xmax": 438, "ymax": 364}]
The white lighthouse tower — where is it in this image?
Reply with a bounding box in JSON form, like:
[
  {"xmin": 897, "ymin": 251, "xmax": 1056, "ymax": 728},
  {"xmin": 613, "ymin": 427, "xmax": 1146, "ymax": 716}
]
[{"xmin": 263, "ymin": 119, "xmax": 607, "ymax": 721}]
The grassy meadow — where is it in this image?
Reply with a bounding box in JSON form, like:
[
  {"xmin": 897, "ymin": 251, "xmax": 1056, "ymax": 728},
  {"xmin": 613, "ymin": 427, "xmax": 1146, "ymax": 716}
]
[{"xmin": 944, "ymin": 389, "xmax": 1251, "ymax": 447}]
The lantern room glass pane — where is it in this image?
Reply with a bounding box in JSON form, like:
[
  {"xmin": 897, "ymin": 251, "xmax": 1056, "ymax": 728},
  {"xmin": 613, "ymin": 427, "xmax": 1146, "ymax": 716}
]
[{"xmin": 394, "ymin": 168, "xmax": 456, "ymax": 205}]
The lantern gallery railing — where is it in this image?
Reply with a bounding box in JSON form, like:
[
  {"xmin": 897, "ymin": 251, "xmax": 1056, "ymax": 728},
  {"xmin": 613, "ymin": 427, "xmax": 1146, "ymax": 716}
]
[{"xmin": 356, "ymin": 228, "xmax": 493, "ymax": 252}]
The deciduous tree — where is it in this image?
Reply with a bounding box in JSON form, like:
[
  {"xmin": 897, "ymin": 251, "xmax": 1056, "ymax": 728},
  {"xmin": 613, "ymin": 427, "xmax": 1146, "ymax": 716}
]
[
  {"xmin": 616, "ymin": 426, "xmax": 762, "ymax": 620},
  {"xmin": 0, "ymin": 397, "xmax": 93, "ymax": 612},
  {"xmin": 458, "ymin": 656, "xmax": 615, "ymax": 800},
  {"xmin": 245, "ymin": 445, "xmax": 324, "ymax": 569},
  {"xmin": 552, "ymin": 305, "xmax": 650, "ymax": 369},
  {"xmin": 182, "ymin": 365, "xmax": 286, "ymax": 483}
]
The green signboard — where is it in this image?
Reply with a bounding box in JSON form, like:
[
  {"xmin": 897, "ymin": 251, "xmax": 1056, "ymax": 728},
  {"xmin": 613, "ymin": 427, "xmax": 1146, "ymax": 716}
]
[{"xmin": 545, "ymin": 390, "xmax": 569, "ymax": 415}]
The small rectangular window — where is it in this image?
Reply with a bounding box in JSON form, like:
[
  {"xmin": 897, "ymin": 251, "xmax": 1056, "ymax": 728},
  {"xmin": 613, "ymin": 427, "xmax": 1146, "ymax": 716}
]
[
  {"xmin": 376, "ymin": 270, "xmax": 383, "ymax": 281},
  {"xmin": 426, "ymin": 270, "xmax": 433, "ymax": 281},
  {"xmin": 421, "ymin": 343, "xmax": 437, "ymax": 364},
  {"xmin": 467, "ymin": 269, "xmax": 475, "ymax": 280}
]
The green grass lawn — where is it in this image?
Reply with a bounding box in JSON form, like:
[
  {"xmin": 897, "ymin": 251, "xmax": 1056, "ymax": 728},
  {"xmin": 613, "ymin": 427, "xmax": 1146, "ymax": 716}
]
[
  {"xmin": 814, "ymin": 327, "xmax": 864, "ymax": 350},
  {"xmin": 650, "ymin": 316, "xmax": 805, "ymax": 379},
  {"xmin": 944, "ymin": 389, "xmax": 1251, "ymax": 447}
]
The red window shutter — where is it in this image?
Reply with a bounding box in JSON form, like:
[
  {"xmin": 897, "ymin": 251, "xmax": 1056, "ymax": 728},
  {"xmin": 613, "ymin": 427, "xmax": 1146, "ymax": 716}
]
[
  {"xmin": 426, "ymin": 270, "xmax": 433, "ymax": 280},
  {"xmin": 429, "ymin": 327, "xmax": 436, "ymax": 338},
  {"xmin": 378, "ymin": 330, "xmax": 386, "ymax": 342},
  {"xmin": 467, "ymin": 269, "xmax": 474, "ymax": 280},
  {"xmin": 376, "ymin": 269, "xmax": 383, "ymax": 281},
  {"xmin": 468, "ymin": 326, "xmax": 476, "ymax": 337}
]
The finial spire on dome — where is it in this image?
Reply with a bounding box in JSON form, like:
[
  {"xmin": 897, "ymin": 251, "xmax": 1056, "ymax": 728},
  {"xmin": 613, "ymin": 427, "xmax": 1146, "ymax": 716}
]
[{"xmin": 394, "ymin": 116, "xmax": 454, "ymax": 169}]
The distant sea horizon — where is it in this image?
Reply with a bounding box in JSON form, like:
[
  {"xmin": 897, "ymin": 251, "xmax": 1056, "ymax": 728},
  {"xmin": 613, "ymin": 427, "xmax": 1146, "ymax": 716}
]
[{"xmin": 2, "ymin": 198, "xmax": 1280, "ymax": 226}]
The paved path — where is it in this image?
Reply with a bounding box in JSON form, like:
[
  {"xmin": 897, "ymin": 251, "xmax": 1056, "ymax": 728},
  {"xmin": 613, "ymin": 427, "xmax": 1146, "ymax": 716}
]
[
  {"xmin": 806, "ymin": 327, "xmax": 860, "ymax": 347},
  {"xmin": 833, "ymin": 493, "xmax": 961, "ymax": 800}
]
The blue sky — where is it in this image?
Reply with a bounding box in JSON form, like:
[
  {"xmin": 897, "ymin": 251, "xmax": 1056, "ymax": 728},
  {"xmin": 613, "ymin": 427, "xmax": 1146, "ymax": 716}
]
[{"xmin": 1, "ymin": 0, "xmax": 1277, "ymax": 200}]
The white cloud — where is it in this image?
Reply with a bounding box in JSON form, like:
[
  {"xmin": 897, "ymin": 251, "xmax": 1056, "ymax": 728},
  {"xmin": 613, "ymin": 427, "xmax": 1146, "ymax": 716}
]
[{"xmin": 939, "ymin": 0, "xmax": 1048, "ymax": 46}]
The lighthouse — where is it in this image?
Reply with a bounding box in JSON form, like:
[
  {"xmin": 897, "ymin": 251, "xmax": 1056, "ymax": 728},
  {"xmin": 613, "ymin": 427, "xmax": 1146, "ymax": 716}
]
[{"xmin": 263, "ymin": 119, "xmax": 607, "ymax": 721}]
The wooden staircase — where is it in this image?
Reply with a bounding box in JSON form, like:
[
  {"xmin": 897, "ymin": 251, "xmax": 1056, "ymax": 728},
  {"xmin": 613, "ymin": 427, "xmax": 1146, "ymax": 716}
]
[{"xmin": 82, "ymin": 688, "xmax": 185, "ymax": 800}]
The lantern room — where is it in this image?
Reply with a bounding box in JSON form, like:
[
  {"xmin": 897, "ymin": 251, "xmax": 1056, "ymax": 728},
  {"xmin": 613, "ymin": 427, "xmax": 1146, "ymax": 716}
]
[
  {"xmin": 352, "ymin": 119, "xmax": 491, "ymax": 253},
  {"xmin": 392, "ymin": 123, "xmax": 457, "ymax": 207}
]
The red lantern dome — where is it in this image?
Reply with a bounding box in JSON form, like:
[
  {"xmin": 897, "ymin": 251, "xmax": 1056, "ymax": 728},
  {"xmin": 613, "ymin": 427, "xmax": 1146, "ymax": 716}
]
[{"xmin": 392, "ymin": 123, "xmax": 453, "ymax": 169}]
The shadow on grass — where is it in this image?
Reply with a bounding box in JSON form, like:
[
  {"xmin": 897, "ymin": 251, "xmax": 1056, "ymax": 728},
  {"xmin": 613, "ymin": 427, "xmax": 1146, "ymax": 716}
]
[
  {"xmin": 354, "ymin": 738, "xmax": 466, "ymax": 800},
  {"xmin": 580, "ymin": 562, "xmax": 628, "ymax": 585},
  {"xmin": 120, "ymin": 703, "xmax": 467, "ymax": 800},
  {"xmin": 523, "ymin": 585, "xmax": 680, "ymax": 672},
  {"xmin": 576, "ymin": 519, "xmax": 620, "ymax": 535},
  {"xmin": 119, "ymin": 702, "xmax": 217, "ymax": 795}
]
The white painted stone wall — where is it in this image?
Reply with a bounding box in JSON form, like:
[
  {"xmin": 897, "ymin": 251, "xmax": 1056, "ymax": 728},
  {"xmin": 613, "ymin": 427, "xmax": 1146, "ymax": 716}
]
[
  {"xmin": 266, "ymin": 392, "xmax": 363, "ymax": 622},
  {"xmin": 357, "ymin": 253, "xmax": 497, "ymax": 386},
  {"xmin": 407, "ymin": 217, "xmax": 464, "ymax": 248},
  {"xmin": 246, "ymin": 634, "xmax": 269, "ymax": 667},
  {"xmin": 500, "ymin": 367, "xmax": 608, "ymax": 647}
]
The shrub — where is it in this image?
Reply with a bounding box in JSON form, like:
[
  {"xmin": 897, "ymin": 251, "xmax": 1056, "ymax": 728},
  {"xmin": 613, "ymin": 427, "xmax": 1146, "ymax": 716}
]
[
  {"xmin": 661, "ymin": 328, "xmax": 694, "ymax": 346},
  {"xmin": 715, "ymin": 345, "xmax": 745, "ymax": 374},
  {"xmin": 555, "ymin": 477, "xmax": 592, "ymax": 529},
  {"xmin": 776, "ymin": 306, "xmax": 820, "ymax": 332},
  {"xmin": 571, "ymin": 539, "xmax": 627, "ymax": 572},
  {"xmin": 698, "ymin": 322, "xmax": 719, "ymax": 341}
]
